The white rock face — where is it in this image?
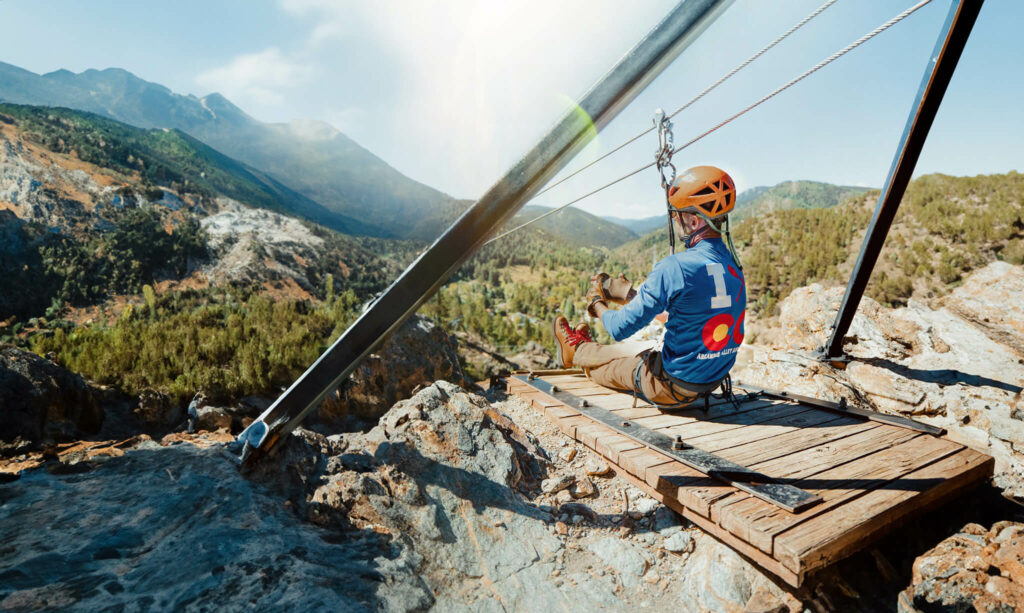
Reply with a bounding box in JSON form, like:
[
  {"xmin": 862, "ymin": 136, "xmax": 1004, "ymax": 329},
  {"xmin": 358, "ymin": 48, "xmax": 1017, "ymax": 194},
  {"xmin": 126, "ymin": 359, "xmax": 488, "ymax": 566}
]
[
  {"xmin": 200, "ymin": 198, "xmax": 323, "ymax": 287},
  {"xmin": 0, "ymin": 129, "xmax": 102, "ymax": 228},
  {"xmin": 736, "ymin": 262, "xmax": 1024, "ymax": 498}
]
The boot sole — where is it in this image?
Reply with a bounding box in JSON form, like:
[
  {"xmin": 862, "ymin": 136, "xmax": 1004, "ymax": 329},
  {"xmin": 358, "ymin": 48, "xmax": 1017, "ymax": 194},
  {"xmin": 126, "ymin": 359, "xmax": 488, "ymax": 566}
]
[{"xmin": 553, "ymin": 318, "xmax": 568, "ymax": 368}]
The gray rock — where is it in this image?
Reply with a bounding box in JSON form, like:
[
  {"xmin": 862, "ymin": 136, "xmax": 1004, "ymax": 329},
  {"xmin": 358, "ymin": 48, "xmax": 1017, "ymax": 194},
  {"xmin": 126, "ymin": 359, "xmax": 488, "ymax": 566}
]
[
  {"xmin": 194, "ymin": 406, "xmax": 232, "ymax": 432},
  {"xmin": 0, "ymin": 344, "xmax": 104, "ymax": 443},
  {"xmin": 588, "ymin": 537, "xmax": 648, "ymax": 587},
  {"xmin": 653, "ymin": 506, "xmax": 683, "ymax": 535},
  {"xmin": 629, "ymin": 497, "xmax": 660, "ymax": 518},
  {"xmin": 664, "ymin": 531, "xmax": 695, "ymax": 554},
  {"xmin": 542, "ymin": 473, "xmax": 575, "ymax": 494},
  {"xmin": 0, "ymin": 445, "xmax": 431, "ymax": 611}
]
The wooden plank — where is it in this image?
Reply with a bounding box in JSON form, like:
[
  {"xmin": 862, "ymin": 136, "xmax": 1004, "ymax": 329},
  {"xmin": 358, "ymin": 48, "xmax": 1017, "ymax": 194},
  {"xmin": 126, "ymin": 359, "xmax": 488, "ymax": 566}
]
[
  {"xmin": 718, "ymin": 419, "xmax": 879, "ymax": 468},
  {"xmin": 658, "ymin": 403, "xmax": 811, "ymax": 441},
  {"xmin": 705, "ymin": 425, "xmax": 923, "ymax": 526},
  {"xmin": 682, "ymin": 410, "xmax": 849, "ymax": 453},
  {"xmin": 599, "ymin": 433, "xmax": 645, "ymax": 464},
  {"xmin": 775, "ymin": 448, "xmax": 994, "ymax": 575},
  {"xmin": 609, "ymin": 407, "xmax": 665, "ymax": 420},
  {"xmin": 666, "ymin": 424, "xmax": 921, "ymax": 525},
  {"xmin": 718, "ymin": 433, "xmax": 961, "ymax": 556},
  {"xmin": 589, "ymin": 394, "xmax": 654, "ymax": 410}
]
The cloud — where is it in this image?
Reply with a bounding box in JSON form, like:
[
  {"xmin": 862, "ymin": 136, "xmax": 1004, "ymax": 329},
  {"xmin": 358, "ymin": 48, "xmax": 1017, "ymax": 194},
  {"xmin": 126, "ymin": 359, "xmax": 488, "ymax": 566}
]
[{"xmin": 196, "ymin": 47, "xmax": 313, "ymax": 108}]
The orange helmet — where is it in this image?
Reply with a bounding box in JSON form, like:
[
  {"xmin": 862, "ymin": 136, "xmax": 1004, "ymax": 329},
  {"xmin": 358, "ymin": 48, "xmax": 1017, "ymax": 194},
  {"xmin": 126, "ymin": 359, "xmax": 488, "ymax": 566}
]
[{"xmin": 667, "ymin": 165, "xmax": 736, "ymax": 219}]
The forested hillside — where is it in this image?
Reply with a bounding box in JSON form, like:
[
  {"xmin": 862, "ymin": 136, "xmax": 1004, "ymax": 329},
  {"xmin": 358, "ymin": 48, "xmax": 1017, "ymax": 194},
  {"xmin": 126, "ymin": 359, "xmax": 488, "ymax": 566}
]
[
  {"xmin": 732, "ymin": 180, "xmax": 869, "ymax": 221},
  {"xmin": 3, "ymin": 94, "xmax": 1019, "ymax": 399}
]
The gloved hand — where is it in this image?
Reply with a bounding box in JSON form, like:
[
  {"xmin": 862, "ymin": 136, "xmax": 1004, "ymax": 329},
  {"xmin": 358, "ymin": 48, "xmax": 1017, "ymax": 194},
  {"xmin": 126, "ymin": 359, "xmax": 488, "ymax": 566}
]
[
  {"xmin": 586, "ymin": 274, "xmax": 610, "ymax": 317},
  {"xmin": 591, "ymin": 272, "xmax": 636, "ymax": 305}
]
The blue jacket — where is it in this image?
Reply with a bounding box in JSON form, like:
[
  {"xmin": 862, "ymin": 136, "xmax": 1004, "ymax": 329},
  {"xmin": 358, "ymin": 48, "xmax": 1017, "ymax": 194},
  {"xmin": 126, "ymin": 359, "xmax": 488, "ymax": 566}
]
[{"xmin": 600, "ymin": 238, "xmax": 746, "ymax": 384}]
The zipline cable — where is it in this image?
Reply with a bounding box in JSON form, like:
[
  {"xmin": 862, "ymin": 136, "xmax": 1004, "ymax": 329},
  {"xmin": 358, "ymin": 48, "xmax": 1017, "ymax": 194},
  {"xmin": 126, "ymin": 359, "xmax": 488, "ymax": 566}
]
[
  {"xmin": 484, "ymin": 0, "xmax": 932, "ymax": 246},
  {"xmin": 530, "ymin": 0, "xmax": 841, "ymax": 201}
]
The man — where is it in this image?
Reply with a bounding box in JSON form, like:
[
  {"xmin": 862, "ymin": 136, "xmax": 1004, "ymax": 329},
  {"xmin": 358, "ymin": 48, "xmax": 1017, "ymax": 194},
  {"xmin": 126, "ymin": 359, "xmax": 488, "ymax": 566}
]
[{"xmin": 553, "ymin": 165, "xmax": 746, "ymax": 410}]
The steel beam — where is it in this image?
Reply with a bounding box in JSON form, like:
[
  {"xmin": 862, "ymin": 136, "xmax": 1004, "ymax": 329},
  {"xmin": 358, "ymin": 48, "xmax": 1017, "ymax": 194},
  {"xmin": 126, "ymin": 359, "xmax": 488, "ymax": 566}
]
[
  {"xmin": 233, "ymin": 0, "xmax": 735, "ymax": 463},
  {"xmin": 823, "ymin": 0, "xmax": 983, "ymax": 360}
]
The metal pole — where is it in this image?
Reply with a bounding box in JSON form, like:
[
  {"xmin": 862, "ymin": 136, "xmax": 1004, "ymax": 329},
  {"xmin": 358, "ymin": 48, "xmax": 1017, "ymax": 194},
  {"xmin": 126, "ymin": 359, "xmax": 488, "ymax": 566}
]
[
  {"xmin": 822, "ymin": 0, "xmax": 982, "ymax": 361},
  {"xmin": 233, "ymin": 0, "xmax": 735, "ymax": 462}
]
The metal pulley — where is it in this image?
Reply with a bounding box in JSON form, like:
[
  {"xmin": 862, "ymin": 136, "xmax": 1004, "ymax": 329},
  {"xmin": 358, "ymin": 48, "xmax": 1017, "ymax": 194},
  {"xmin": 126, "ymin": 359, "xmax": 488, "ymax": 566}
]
[{"xmin": 654, "ymin": 108, "xmax": 679, "ymax": 254}]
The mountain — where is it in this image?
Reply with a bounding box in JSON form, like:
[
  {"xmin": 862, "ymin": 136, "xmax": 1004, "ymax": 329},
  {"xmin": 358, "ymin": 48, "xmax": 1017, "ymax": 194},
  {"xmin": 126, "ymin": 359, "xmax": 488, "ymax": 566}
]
[
  {"xmin": 511, "ymin": 205, "xmax": 637, "ymax": 248},
  {"xmin": 0, "ymin": 103, "xmax": 373, "ymax": 235},
  {"xmin": 0, "ymin": 103, "xmax": 399, "ymax": 320},
  {"xmin": 733, "ymin": 180, "xmax": 870, "ymax": 221},
  {"xmin": 0, "ymin": 62, "xmax": 465, "ymax": 240},
  {"xmin": 601, "ymin": 214, "xmax": 666, "ymax": 235}
]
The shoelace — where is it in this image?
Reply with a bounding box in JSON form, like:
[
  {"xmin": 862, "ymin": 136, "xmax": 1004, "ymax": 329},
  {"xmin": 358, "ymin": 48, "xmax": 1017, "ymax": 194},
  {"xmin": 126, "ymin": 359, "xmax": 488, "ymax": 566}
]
[{"xmin": 564, "ymin": 326, "xmax": 593, "ymax": 347}]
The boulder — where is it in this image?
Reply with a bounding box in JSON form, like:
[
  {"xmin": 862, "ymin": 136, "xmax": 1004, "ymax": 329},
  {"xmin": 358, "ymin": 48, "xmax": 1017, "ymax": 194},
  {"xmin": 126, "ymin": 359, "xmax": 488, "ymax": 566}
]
[
  {"xmin": 314, "ymin": 316, "xmax": 466, "ymax": 427},
  {"xmin": 902, "ymin": 521, "xmax": 1024, "ymax": 612},
  {"xmin": 0, "ymin": 344, "xmax": 103, "ymax": 446},
  {"xmin": 134, "ymin": 389, "xmax": 182, "ymax": 429}
]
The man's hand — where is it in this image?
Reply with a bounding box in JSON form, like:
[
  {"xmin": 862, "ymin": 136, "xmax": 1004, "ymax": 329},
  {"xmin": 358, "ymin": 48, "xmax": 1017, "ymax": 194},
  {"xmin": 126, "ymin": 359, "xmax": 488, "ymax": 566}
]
[
  {"xmin": 586, "ymin": 275, "xmax": 610, "ymax": 317},
  {"xmin": 590, "ymin": 272, "xmax": 636, "ymax": 306},
  {"xmin": 605, "ymin": 273, "xmax": 636, "ymax": 304}
]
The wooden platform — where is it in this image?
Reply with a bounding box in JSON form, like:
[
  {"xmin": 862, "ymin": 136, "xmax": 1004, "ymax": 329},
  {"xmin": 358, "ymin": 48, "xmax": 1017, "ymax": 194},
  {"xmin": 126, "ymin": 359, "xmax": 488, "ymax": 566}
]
[{"xmin": 507, "ymin": 371, "xmax": 994, "ymax": 587}]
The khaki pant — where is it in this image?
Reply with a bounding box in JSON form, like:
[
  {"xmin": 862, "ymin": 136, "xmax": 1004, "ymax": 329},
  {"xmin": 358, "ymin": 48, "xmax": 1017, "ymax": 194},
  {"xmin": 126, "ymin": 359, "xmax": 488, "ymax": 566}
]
[{"xmin": 574, "ymin": 341, "xmax": 699, "ymax": 408}]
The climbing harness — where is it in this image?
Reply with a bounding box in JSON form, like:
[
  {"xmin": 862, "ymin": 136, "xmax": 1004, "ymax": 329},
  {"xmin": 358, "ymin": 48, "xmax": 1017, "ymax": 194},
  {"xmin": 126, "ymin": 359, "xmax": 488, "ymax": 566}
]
[{"xmin": 484, "ymin": 0, "xmax": 933, "ymax": 247}]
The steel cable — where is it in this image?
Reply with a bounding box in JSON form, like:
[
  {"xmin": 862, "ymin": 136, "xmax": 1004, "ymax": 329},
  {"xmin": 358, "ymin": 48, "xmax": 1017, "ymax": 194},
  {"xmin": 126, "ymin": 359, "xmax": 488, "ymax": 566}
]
[
  {"xmin": 484, "ymin": 0, "xmax": 932, "ymax": 246},
  {"xmin": 529, "ymin": 0, "xmax": 840, "ymax": 202}
]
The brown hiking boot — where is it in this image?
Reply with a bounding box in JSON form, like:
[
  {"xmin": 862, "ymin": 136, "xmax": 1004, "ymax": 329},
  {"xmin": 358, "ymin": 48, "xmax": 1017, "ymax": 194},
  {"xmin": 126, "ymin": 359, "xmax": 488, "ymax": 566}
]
[{"xmin": 553, "ymin": 315, "xmax": 594, "ymax": 368}]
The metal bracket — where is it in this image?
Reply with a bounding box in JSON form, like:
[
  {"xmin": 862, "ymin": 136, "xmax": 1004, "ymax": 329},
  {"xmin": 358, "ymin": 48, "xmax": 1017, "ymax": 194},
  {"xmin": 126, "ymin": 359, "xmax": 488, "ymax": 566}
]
[
  {"xmin": 515, "ymin": 375, "xmax": 821, "ymax": 513},
  {"xmin": 733, "ymin": 382, "xmax": 945, "ymax": 436}
]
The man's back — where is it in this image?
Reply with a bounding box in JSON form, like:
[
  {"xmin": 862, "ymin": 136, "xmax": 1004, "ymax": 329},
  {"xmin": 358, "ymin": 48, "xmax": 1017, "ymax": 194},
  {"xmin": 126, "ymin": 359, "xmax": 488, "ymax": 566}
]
[
  {"xmin": 659, "ymin": 238, "xmax": 746, "ymax": 384},
  {"xmin": 601, "ymin": 237, "xmax": 746, "ymax": 385}
]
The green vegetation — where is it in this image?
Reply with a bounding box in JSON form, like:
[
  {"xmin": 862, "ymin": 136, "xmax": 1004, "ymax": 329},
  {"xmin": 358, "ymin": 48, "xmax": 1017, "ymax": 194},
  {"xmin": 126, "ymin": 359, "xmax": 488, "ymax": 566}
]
[
  {"xmin": 30, "ymin": 287, "xmax": 362, "ymax": 405},
  {"xmin": 732, "ymin": 180, "xmax": 870, "ymax": 221},
  {"xmin": 39, "ymin": 207, "xmax": 208, "ymax": 305}
]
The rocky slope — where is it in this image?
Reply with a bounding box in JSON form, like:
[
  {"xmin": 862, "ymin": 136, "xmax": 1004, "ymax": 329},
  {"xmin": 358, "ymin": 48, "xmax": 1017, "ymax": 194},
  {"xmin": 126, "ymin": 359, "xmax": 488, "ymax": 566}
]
[{"xmin": 736, "ymin": 261, "xmax": 1024, "ymax": 500}]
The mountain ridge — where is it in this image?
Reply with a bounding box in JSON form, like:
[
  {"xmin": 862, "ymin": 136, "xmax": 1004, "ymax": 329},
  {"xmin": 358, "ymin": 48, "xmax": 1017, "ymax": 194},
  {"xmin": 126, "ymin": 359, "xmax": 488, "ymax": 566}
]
[{"xmin": 0, "ymin": 62, "xmax": 463, "ymax": 239}]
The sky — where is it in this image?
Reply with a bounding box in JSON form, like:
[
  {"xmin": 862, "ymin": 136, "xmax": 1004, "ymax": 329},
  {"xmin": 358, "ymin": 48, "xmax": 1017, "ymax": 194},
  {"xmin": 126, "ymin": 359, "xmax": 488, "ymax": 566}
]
[{"xmin": 0, "ymin": 0, "xmax": 1021, "ymax": 219}]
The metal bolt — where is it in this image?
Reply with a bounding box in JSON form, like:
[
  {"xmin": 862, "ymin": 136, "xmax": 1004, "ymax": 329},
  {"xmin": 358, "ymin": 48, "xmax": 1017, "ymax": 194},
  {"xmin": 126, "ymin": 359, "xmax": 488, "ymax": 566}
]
[
  {"xmin": 579, "ymin": 399, "xmax": 589, "ymax": 408},
  {"xmin": 672, "ymin": 435, "xmax": 685, "ymax": 450},
  {"xmin": 621, "ymin": 421, "xmax": 631, "ymax": 427},
  {"xmin": 551, "ymin": 385, "xmax": 560, "ymax": 393}
]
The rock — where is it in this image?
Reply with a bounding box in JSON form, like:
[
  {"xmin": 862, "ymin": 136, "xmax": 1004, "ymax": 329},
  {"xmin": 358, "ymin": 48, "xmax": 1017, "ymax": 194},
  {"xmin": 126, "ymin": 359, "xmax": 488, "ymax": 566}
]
[
  {"xmin": 555, "ymin": 489, "xmax": 573, "ymax": 504},
  {"xmin": 744, "ymin": 586, "xmax": 787, "ymax": 613},
  {"xmin": 542, "ymin": 473, "xmax": 575, "ymax": 494},
  {"xmin": 0, "ymin": 344, "xmax": 103, "ymax": 444},
  {"xmin": 570, "ymin": 472, "xmax": 597, "ymax": 498},
  {"xmin": 588, "ymin": 538, "xmax": 648, "ymax": 588},
  {"xmin": 316, "ymin": 316, "xmax": 466, "ymax": 427},
  {"xmin": 555, "ymin": 521, "xmax": 568, "ymax": 536},
  {"xmin": 135, "ymin": 389, "xmax": 183, "ymax": 429},
  {"xmin": 629, "ymin": 497, "xmax": 660, "ymax": 518},
  {"xmin": 194, "ymin": 406, "xmax": 232, "ymax": 432},
  {"xmin": 584, "ymin": 458, "xmax": 612, "ymax": 477},
  {"xmin": 664, "ymin": 531, "xmax": 695, "ymax": 554},
  {"xmin": 0, "ymin": 444, "xmax": 433, "ymax": 610},
  {"xmin": 653, "ymin": 506, "xmax": 683, "ymax": 536},
  {"xmin": 903, "ymin": 521, "xmax": 1024, "ymax": 612},
  {"xmin": 558, "ymin": 447, "xmax": 577, "ymax": 462}
]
